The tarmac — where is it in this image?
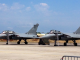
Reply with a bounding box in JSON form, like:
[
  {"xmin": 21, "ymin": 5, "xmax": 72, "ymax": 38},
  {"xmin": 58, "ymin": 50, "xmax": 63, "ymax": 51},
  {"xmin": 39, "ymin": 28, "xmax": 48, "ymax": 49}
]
[{"xmin": 0, "ymin": 42, "xmax": 80, "ymax": 60}]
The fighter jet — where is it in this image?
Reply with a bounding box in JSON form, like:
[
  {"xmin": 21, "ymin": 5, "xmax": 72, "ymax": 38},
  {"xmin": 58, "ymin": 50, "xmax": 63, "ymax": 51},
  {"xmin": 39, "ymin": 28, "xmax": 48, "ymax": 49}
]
[
  {"xmin": 0, "ymin": 23, "xmax": 39, "ymax": 45},
  {"xmin": 58, "ymin": 27, "xmax": 80, "ymax": 46},
  {"xmin": 38, "ymin": 30, "xmax": 60, "ymax": 45},
  {"xmin": 38, "ymin": 27, "xmax": 80, "ymax": 46}
]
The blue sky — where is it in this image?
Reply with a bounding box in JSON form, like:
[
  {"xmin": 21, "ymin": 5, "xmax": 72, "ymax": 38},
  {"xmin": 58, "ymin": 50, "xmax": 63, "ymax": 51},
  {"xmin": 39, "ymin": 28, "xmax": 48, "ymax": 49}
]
[{"xmin": 0, "ymin": 0, "xmax": 80, "ymax": 33}]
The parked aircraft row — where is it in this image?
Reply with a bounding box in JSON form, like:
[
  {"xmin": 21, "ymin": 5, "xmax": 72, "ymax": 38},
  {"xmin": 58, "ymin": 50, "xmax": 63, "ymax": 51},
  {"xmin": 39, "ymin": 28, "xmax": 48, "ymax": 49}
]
[{"xmin": 0, "ymin": 23, "xmax": 80, "ymax": 46}]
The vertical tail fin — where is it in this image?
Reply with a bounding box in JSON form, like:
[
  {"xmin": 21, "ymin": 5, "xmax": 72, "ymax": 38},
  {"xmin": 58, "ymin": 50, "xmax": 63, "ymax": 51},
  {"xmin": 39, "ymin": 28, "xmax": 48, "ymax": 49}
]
[
  {"xmin": 26, "ymin": 23, "xmax": 39, "ymax": 35},
  {"xmin": 74, "ymin": 27, "xmax": 80, "ymax": 34}
]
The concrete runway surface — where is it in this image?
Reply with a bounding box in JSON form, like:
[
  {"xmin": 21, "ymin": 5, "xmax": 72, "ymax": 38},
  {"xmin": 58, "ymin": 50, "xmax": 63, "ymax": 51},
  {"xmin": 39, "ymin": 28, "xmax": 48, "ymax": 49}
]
[{"xmin": 0, "ymin": 42, "xmax": 80, "ymax": 60}]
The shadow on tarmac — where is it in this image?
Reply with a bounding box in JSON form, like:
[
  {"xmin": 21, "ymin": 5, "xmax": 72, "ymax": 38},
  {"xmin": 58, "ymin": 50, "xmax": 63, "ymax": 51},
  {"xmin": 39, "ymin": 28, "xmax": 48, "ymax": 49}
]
[{"xmin": 0, "ymin": 42, "xmax": 80, "ymax": 47}]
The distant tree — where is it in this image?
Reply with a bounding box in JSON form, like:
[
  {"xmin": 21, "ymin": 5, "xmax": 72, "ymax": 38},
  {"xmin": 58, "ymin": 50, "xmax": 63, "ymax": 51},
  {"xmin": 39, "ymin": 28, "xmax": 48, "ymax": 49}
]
[{"xmin": 37, "ymin": 32, "xmax": 41, "ymax": 34}]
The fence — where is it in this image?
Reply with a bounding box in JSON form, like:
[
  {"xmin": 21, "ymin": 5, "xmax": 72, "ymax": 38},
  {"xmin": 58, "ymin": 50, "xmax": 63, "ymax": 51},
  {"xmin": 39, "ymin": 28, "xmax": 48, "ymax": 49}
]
[{"xmin": 60, "ymin": 55, "xmax": 80, "ymax": 60}]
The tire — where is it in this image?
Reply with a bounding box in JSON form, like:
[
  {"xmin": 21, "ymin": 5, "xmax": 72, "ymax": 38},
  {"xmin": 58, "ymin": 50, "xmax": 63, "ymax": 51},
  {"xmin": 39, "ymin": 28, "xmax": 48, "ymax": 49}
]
[
  {"xmin": 74, "ymin": 43, "xmax": 77, "ymax": 46},
  {"xmin": 25, "ymin": 42, "xmax": 28, "ymax": 44},
  {"xmin": 64, "ymin": 43, "xmax": 67, "ymax": 46},
  {"xmin": 17, "ymin": 42, "xmax": 20, "ymax": 44}
]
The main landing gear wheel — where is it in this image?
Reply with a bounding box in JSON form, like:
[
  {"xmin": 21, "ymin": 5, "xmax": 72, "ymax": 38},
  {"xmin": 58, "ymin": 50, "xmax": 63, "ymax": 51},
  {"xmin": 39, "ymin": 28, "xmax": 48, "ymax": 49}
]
[
  {"xmin": 38, "ymin": 39, "xmax": 45, "ymax": 45},
  {"xmin": 74, "ymin": 43, "xmax": 77, "ymax": 46},
  {"xmin": 6, "ymin": 43, "xmax": 8, "ymax": 45},
  {"xmin": 64, "ymin": 43, "xmax": 67, "ymax": 46},
  {"xmin": 17, "ymin": 39, "xmax": 21, "ymax": 44},
  {"xmin": 38, "ymin": 42, "xmax": 45, "ymax": 45},
  {"xmin": 54, "ymin": 45, "xmax": 57, "ymax": 46},
  {"xmin": 73, "ymin": 40, "xmax": 77, "ymax": 46},
  {"xmin": 24, "ymin": 42, "xmax": 28, "ymax": 44},
  {"xmin": 24, "ymin": 39, "xmax": 28, "ymax": 44},
  {"xmin": 17, "ymin": 41, "xmax": 20, "ymax": 44}
]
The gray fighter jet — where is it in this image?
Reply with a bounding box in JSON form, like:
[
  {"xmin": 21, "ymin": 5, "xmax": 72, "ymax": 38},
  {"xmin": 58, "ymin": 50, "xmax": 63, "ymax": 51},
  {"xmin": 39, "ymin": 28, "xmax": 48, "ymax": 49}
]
[
  {"xmin": 0, "ymin": 23, "xmax": 39, "ymax": 45},
  {"xmin": 58, "ymin": 27, "xmax": 80, "ymax": 46},
  {"xmin": 38, "ymin": 27, "xmax": 80, "ymax": 46}
]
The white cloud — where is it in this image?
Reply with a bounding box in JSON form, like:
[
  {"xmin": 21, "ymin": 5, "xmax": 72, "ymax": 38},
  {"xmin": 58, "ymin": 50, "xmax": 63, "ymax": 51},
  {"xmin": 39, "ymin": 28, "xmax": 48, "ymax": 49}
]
[
  {"xmin": 26, "ymin": 7, "xmax": 31, "ymax": 11},
  {"xmin": 0, "ymin": 3, "xmax": 25, "ymax": 12},
  {"xmin": 2, "ymin": 3, "xmax": 5, "ymax": 6},
  {"xmin": 34, "ymin": 3, "xmax": 51, "ymax": 16},
  {"xmin": 40, "ymin": 3, "xmax": 48, "ymax": 6},
  {"xmin": 0, "ymin": 3, "xmax": 8, "ymax": 11},
  {"xmin": 11, "ymin": 3, "xmax": 25, "ymax": 10},
  {"xmin": 34, "ymin": 3, "xmax": 49, "ymax": 11}
]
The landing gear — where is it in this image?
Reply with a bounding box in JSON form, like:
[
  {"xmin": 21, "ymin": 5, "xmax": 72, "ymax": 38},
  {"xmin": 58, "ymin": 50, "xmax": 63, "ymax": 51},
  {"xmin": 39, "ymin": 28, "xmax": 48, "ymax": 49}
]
[
  {"xmin": 17, "ymin": 39, "xmax": 21, "ymax": 44},
  {"xmin": 38, "ymin": 42, "xmax": 41, "ymax": 45},
  {"xmin": 73, "ymin": 40, "xmax": 77, "ymax": 46},
  {"xmin": 17, "ymin": 41, "xmax": 20, "ymax": 44},
  {"xmin": 38, "ymin": 39, "xmax": 45, "ymax": 45},
  {"xmin": 74, "ymin": 43, "xmax": 77, "ymax": 46},
  {"xmin": 6, "ymin": 31, "xmax": 9, "ymax": 45},
  {"xmin": 63, "ymin": 40, "xmax": 77, "ymax": 46},
  {"xmin": 54, "ymin": 33, "xmax": 59, "ymax": 46},
  {"xmin": 64, "ymin": 43, "xmax": 67, "ymax": 46},
  {"xmin": 54, "ymin": 45, "xmax": 57, "ymax": 46},
  {"xmin": 24, "ymin": 39, "xmax": 28, "ymax": 44},
  {"xmin": 25, "ymin": 42, "xmax": 28, "ymax": 44},
  {"xmin": 38, "ymin": 42, "xmax": 45, "ymax": 45},
  {"xmin": 6, "ymin": 43, "xmax": 8, "ymax": 45},
  {"xmin": 63, "ymin": 40, "xmax": 68, "ymax": 46},
  {"xmin": 6, "ymin": 39, "xmax": 9, "ymax": 45},
  {"xmin": 54, "ymin": 40, "xmax": 57, "ymax": 46}
]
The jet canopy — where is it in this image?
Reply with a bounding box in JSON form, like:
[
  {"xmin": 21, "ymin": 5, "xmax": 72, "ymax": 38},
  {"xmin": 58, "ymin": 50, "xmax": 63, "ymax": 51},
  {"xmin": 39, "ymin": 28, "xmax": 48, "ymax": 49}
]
[
  {"xmin": 1, "ymin": 30, "xmax": 15, "ymax": 34},
  {"xmin": 49, "ymin": 30, "xmax": 62, "ymax": 34}
]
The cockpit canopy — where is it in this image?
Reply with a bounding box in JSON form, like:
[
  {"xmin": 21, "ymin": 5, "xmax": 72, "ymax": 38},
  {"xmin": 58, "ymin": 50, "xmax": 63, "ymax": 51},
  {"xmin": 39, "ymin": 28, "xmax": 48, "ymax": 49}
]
[
  {"xmin": 49, "ymin": 30, "xmax": 61, "ymax": 34},
  {"xmin": 1, "ymin": 30, "xmax": 15, "ymax": 34}
]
